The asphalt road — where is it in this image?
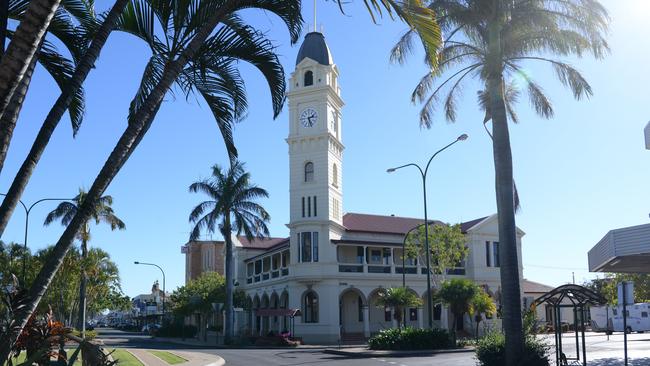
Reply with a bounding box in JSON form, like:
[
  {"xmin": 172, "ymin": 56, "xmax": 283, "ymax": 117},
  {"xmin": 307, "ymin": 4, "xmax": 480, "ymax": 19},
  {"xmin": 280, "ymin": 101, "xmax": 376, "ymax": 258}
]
[{"xmin": 96, "ymin": 328, "xmax": 477, "ymax": 366}]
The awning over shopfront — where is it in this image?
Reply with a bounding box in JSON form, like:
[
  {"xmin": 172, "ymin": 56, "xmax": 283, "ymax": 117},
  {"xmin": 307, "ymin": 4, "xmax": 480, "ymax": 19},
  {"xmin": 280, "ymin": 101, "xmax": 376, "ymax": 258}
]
[{"xmin": 588, "ymin": 223, "xmax": 650, "ymax": 273}]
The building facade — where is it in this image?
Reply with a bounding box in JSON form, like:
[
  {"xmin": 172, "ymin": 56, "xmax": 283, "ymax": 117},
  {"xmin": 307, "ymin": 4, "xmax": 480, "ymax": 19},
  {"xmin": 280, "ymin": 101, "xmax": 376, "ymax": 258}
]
[{"xmin": 184, "ymin": 31, "xmax": 526, "ymax": 344}]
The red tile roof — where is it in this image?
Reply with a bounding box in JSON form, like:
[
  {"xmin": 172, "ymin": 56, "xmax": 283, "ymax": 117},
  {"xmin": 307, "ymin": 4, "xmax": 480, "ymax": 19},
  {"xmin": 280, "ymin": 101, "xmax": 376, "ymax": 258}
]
[
  {"xmin": 522, "ymin": 279, "xmax": 555, "ymax": 294},
  {"xmin": 342, "ymin": 213, "xmax": 488, "ymax": 235},
  {"xmin": 237, "ymin": 236, "xmax": 289, "ymax": 250}
]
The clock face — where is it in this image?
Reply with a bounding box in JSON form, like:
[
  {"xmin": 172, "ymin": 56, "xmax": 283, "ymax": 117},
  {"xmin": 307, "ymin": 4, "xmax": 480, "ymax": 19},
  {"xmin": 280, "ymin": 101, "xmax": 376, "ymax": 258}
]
[{"xmin": 300, "ymin": 108, "xmax": 318, "ymax": 128}]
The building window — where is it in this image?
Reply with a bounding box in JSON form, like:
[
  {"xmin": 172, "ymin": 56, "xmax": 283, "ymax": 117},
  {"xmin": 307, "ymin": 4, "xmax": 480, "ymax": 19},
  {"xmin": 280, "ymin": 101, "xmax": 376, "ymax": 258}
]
[
  {"xmin": 409, "ymin": 308, "xmax": 418, "ymax": 321},
  {"xmin": 304, "ymin": 162, "xmax": 314, "ymax": 182},
  {"xmin": 304, "ymin": 71, "xmax": 313, "ymax": 86},
  {"xmin": 313, "ymin": 196, "xmax": 317, "ymax": 216},
  {"xmin": 485, "ymin": 241, "xmax": 491, "ymax": 267},
  {"xmin": 303, "ymin": 291, "xmax": 319, "ymax": 323},
  {"xmin": 313, "ymin": 232, "xmax": 319, "ymax": 262},
  {"xmin": 493, "ymin": 242, "xmax": 500, "ymax": 267},
  {"xmin": 302, "ymin": 197, "xmax": 305, "ymax": 217},
  {"xmin": 332, "ymin": 198, "xmax": 341, "ymax": 220},
  {"xmin": 384, "ymin": 307, "xmax": 392, "ymax": 322},
  {"xmin": 358, "ymin": 296, "xmax": 364, "ymax": 322},
  {"xmin": 434, "ymin": 304, "xmax": 442, "ymax": 321},
  {"xmin": 356, "ymin": 246, "xmax": 364, "ymax": 264},
  {"xmin": 307, "ymin": 196, "xmax": 311, "ymax": 217},
  {"xmin": 301, "ymin": 232, "xmax": 312, "ymax": 262},
  {"xmin": 332, "ymin": 164, "xmax": 338, "ymax": 187}
]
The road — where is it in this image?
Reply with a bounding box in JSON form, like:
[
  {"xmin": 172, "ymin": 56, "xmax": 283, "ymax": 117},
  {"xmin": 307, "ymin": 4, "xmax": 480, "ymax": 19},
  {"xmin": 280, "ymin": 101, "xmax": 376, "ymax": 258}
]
[
  {"xmin": 97, "ymin": 328, "xmax": 650, "ymax": 366},
  {"xmin": 96, "ymin": 328, "xmax": 477, "ymax": 366}
]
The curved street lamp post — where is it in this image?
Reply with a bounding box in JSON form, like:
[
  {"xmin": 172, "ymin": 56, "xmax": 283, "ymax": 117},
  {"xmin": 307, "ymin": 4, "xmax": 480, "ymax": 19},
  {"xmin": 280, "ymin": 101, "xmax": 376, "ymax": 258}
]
[
  {"xmin": 387, "ymin": 134, "xmax": 468, "ymax": 329},
  {"xmin": 134, "ymin": 261, "xmax": 166, "ymax": 321},
  {"xmin": 0, "ymin": 193, "xmax": 72, "ymax": 282}
]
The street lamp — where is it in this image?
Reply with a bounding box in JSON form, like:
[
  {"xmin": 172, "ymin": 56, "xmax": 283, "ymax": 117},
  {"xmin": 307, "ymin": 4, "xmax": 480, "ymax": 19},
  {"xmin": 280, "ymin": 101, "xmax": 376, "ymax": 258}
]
[
  {"xmin": 0, "ymin": 194, "xmax": 72, "ymax": 282},
  {"xmin": 387, "ymin": 133, "xmax": 468, "ymax": 329},
  {"xmin": 134, "ymin": 261, "xmax": 166, "ymax": 321}
]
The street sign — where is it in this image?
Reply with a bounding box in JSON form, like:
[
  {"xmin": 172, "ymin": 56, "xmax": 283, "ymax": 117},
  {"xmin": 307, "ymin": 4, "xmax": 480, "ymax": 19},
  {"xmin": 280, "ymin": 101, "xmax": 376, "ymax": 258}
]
[{"xmin": 618, "ymin": 281, "xmax": 634, "ymax": 305}]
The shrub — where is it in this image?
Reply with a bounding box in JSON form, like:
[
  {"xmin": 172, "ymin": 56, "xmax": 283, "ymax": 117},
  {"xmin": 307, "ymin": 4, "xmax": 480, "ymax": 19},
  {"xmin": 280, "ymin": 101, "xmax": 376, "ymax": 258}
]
[
  {"xmin": 368, "ymin": 327, "xmax": 453, "ymax": 350},
  {"xmin": 154, "ymin": 324, "xmax": 198, "ymax": 338},
  {"xmin": 72, "ymin": 329, "xmax": 97, "ymax": 340},
  {"xmin": 475, "ymin": 331, "xmax": 550, "ymax": 366}
]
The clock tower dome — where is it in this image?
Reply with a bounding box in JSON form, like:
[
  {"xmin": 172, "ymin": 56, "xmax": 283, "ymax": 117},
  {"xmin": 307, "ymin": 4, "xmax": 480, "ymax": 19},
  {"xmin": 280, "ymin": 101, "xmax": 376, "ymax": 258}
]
[{"xmin": 286, "ymin": 31, "xmax": 344, "ymax": 267}]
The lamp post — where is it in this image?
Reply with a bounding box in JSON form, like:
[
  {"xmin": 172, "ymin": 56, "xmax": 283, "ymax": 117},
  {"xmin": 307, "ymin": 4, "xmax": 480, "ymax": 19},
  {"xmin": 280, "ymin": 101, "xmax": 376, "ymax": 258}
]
[
  {"xmin": 134, "ymin": 261, "xmax": 166, "ymax": 321},
  {"xmin": 0, "ymin": 193, "xmax": 72, "ymax": 283},
  {"xmin": 387, "ymin": 133, "xmax": 468, "ymax": 329}
]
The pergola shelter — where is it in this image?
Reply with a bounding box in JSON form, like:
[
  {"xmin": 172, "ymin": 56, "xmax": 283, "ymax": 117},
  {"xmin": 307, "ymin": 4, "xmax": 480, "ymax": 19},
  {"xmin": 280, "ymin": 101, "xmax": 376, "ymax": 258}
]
[
  {"xmin": 532, "ymin": 285, "xmax": 606, "ymax": 366},
  {"xmin": 588, "ymin": 223, "xmax": 650, "ymax": 273}
]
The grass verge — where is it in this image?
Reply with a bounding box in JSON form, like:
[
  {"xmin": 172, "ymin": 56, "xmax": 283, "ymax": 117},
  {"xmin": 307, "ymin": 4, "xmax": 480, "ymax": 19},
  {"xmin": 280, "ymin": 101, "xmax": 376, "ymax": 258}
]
[
  {"xmin": 110, "ymin": 349, "xmax": 144, "ymax": 366},
  {"xmin": 149, "ymin": 350, "xmax": 187, "ymax": 364}
]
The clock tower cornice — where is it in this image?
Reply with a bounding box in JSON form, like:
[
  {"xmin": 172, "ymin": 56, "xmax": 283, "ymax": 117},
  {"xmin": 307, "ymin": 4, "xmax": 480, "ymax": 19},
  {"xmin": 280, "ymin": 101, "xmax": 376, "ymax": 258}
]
[{"xmin": 287, "ymin": 85, "xmax": 344, "ymax": 108}]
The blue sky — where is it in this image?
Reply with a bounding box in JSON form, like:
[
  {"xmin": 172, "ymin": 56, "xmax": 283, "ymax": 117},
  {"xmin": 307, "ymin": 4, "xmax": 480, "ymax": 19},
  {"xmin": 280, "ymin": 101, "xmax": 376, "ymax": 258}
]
[{"xmin": 1, "ymin": 0, "xmax": 649, "ymax": 298}]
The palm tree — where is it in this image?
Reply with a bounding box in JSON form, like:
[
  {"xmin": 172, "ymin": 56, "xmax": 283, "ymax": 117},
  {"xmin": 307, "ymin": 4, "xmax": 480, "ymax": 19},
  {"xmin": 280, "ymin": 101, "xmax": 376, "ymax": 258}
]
[
  {"xmin": 0, "ymin": 0, "xmax": 93, "ymax": 177},
  {"xmin": 43, "ymin": 188, "xmax": 125, "ymax": 338},
  {"xmin": 189, "ymin": 161, "xmax": 270, "ymax": 343},
  {"xmin": 374, "ymin": 287, "xmax": 422, "ymax": 329},
  {"xmin": 0, "ymin": 1, "xmax": 301, "ymax": 360},
  {"xmin": 470, "ymin": 288, "xmax": 496, "ymax": 339},
  {"xmin": 393, "ymin": 1, "xmax": 608, "ymax": 363},
  {"xmin": 0, "ymin": 0, "xmax": 131, "ymax": 236},
  {"xmin": 437, "ymin": 279, "xmax": 479, "ymax": 345},
  {"xmin": 0, "ymin": 0, "xmax": 63, "ymax": 119}
]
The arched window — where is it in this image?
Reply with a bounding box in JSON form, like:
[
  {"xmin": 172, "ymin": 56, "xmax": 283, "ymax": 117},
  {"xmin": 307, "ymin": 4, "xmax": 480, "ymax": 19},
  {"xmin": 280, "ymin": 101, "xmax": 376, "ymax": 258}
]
[
  {"xmin": 332, "ymin": 164, "xmax": 338, "ymax": 187},
  {"xmin": 304, "ymin": 71, "xmax": 313, "ymax": 86},
  {"xmin": 303, "ymin": 291, "xmax": 319, "ymax": 323},
  {"xmin": 304, "ymin": 162, "xmax": 314, "ymax": 182}
]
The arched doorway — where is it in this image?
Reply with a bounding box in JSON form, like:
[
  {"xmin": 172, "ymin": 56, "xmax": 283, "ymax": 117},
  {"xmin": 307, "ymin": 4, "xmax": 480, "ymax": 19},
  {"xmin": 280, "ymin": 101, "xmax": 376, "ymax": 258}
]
[
  {"xmin": 368, "ymin": 288, "xmax": 393, "ymax": 335},
  {"xmin": 252, "ymin": 295, "xmax": 261, "ymax": 335},
  {"xmin": 280, "ymin": 291, "xmax": 289, "ymax": 333},
  {"xmin": 261, "ymin": 294, "xmax": 270, "ymax": 334},
  {"xmin": 339, "ymin": 288, "xmax": 367, "ymax": 343},
  {"xmin": 270, "ymin": 292, "xmax": 279, "ymax": 334}
]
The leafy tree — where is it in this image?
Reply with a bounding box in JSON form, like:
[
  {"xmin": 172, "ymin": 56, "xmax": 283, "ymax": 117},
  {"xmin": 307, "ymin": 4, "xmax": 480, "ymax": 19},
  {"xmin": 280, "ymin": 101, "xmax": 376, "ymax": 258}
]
[
  {"xmin": 0, "ymin": 0, "xmax": 132, "ymax": 235},
  {"xmin": 471, "ymin": 288, "xmax": 496, "ymax": 339},
  {"xmin": 585, "ymin": 274, "xmax": 650, "ymax": 305},
  {"xmin": 189, "ymin": 161, "xmax": 270, "ymax": 343},
  {"xmin": 437, "ymin": 278, "xmax": 479, "ymax": 344},
  {"xmin": 405, "ymin": 223, "xmax": 468, "ymax": 280},
  {"xmin": 374, "ymin": 287, "xmax": 422, "ymax": 329},
  {"xmin": 394, "ymin": 1, "xmax": 609, "ymax": 363},
  {"xmin": 44, "ymin": 188, "xmax": 125, "ymax": 336}
]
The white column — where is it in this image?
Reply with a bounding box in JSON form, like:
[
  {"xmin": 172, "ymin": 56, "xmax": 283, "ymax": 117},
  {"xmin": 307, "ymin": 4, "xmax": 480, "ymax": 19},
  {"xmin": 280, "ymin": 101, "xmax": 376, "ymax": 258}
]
[
  {"xmin": 441, "ymin": 305, "xmax": 449, "ymax": 330},
  {"xmin": 417, "ymin": 307, "xmax": 424, "ymax": 329},
  {"xmin": 363, "ymin": 306, "xmax": 370, "ymax": 338}
]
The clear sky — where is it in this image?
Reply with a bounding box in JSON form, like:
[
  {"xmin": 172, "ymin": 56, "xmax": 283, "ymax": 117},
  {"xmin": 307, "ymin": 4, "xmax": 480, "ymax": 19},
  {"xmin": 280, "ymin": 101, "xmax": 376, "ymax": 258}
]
[{"xmin": 1, "ymin": 0, "xmax": 649, "ymax": 298}]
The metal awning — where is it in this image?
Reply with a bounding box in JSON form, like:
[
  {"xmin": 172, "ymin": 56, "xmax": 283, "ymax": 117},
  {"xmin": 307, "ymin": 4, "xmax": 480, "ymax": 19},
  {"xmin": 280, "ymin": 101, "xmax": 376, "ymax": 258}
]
[{"xmin": 588, "ymin": 223, "xmax": 650, "ymax": 273}]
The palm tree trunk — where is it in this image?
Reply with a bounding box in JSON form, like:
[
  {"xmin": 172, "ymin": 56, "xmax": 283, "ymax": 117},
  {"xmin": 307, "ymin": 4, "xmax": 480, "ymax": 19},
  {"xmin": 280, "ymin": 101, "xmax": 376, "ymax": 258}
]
[
  {"xmin": 0, "ymin": 3, "xmax": 244, "ymax": 360},
  {"xmin": 0, "ymin": 51, "xmax": 38, "ymax": 177},
  {"xmin": 78, "ymin": 234, "xmax": 88, "ymax": 339},
  {"xmin": 221, "ymin": 222, "xmax": 234, "ymax": 344},
  {"xmin": 0, "ymin": 0, "xmax": 130, "ymax": 236},
  {"xmin": 487, "ymin": 22, "xmax": 524, "ymax": 366},
  {"xmin": 0, "ymin": 0, "xmax": 60, "ymax": 120}
]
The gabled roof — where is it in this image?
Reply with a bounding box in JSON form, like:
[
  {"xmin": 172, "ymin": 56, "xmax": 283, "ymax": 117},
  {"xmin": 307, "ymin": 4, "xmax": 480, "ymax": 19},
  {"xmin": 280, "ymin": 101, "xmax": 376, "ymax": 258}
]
[
  {"xmin": 342, "ymin": 212, "xmax": 487, "ymax": 235},
  {"xmin": 237, "ymin": 236, "xmax": 289, "ymax": 250},
  {"xmin": 522, "ymin": 279, "xmax": 555, "ymax": 294}
]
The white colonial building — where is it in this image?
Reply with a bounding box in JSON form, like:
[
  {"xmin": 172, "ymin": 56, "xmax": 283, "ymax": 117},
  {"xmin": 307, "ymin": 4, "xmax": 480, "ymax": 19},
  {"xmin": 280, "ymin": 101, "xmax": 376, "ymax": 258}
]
[{"xmin": 184, "ymin": 31, "xmax": 525, "ymax": 344}]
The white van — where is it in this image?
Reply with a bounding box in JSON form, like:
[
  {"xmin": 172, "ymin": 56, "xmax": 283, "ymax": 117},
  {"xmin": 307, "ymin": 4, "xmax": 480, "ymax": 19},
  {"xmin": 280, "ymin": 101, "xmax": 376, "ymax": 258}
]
[{"xmin": 591, "ymin": 303, "xmax": 650, "ymax": 333}]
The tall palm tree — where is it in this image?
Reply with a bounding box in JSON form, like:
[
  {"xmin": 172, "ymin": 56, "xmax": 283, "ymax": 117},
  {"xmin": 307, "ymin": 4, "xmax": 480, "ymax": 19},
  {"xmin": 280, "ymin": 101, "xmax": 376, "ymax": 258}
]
[
  {"xmin": 189, "ymin": 161, "xmax": 270, "ymax": 343},
  {"xmin": 0, "ymin": 1, "xmax": 302, "ymax": 360},
  {"xmin": 43, "ymin": 188, "xmax": 125, "ymax": 338},
  {"xmin": 0, "ymin": 0, "xmax": 131, "ymax": 236},
  {"xmin": 0, "ymin": 0, "xmax": 62, "ymax": 119},
  {"xmin": 393, "ymin": 1, "xmax": 609, "ymax": 363},
  {"xmin": 0, "ymin": 0, "xmax": 93, "ymax": 177}
]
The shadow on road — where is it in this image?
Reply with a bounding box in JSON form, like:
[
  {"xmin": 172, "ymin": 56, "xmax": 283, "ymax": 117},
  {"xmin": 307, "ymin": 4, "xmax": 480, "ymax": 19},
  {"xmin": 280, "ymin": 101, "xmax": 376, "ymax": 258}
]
[{"xmin": 589, "ymin": 358, "xmax": 650, "ymax": 366}]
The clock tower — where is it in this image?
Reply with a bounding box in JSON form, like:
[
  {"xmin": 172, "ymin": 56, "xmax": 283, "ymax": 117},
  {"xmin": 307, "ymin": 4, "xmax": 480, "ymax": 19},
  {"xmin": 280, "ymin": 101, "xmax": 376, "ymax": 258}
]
[{"xmin": 286, "ymin": 31, "xmax": 344, "ymax": 267}]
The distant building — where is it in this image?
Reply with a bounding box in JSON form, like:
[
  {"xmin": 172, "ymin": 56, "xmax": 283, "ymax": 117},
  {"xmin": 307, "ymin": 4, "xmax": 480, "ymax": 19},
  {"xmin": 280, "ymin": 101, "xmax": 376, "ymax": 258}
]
[
  {"xmin": 182, "ymin": 31, "xmax": 528, "ymax": 344},
  {"xmin": 132, "ymin": 281, "xmax": 171, "ymax": 324},
  {"xmin": 182, "ymin": 240, "xmax": 225, "ymax": 283}
]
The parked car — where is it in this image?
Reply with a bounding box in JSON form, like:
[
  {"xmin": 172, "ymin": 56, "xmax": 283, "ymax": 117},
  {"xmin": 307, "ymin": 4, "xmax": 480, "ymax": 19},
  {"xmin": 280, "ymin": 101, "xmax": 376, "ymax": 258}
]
[{"xmin": 141, "ymin": 324, "xmax": 161, "ymax": 333}]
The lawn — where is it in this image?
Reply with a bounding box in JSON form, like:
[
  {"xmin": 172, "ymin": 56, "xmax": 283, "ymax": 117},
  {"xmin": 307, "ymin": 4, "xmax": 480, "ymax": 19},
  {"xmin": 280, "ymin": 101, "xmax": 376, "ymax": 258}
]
[
  {"xmin": 11, "ymin": 350, "xmax": 82, "ymax": 365},
  {"xmin": 110, "ymin": 349, "xmax": 144, "ymax": 366},
  {"xmin": 149, "ymin": 350, "xmax": 187, "ymax": 364}
]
